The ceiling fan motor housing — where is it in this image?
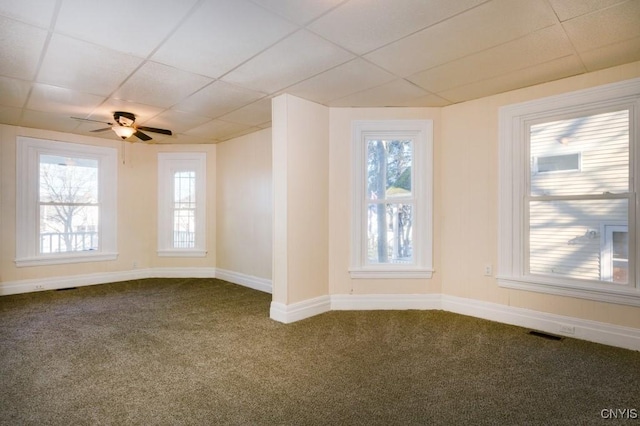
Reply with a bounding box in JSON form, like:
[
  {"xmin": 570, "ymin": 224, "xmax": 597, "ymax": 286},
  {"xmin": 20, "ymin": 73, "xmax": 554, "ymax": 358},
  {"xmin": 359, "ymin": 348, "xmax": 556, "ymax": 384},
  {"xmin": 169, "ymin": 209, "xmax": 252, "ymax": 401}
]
[{"xmin": 114, "ymin": 111, "xmax": 136, "ymax": 127}]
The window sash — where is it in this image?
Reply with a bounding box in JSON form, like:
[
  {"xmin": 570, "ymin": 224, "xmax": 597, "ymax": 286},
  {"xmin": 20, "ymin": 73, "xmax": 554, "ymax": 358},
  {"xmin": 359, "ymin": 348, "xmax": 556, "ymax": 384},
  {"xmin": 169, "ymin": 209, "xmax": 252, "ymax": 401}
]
[{"xmin": 498, "ymin": 77, "xmax": 640, "ymax": 306}]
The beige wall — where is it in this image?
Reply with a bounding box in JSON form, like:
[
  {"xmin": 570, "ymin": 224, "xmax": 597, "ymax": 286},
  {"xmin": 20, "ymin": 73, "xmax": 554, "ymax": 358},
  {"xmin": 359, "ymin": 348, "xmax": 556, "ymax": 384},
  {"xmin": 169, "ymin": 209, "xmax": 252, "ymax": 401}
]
[
  {"xmin": 0, "ymin": 125, "xmax": 216, "ymax": 286},
  {"xmin": 272, "ymin": 94, "xmax": 329, "ymax": 304},
  {"xmin": 216, "ymin": 128, "xmax": 272, "ymax": 279},
  {"xmin": 440, "ymin": 61, "xmax": 640, "ymax": 329},
  {"xmin": 328, "ymin": 107, "xmax": 442, "ymax": 295}
]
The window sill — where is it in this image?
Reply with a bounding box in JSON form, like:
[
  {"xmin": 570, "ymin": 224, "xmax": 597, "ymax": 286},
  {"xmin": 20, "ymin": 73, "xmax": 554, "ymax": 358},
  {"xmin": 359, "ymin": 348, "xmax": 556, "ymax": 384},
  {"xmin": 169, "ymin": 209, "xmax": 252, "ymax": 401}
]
[
  {"xmin": 498, "ymin": 276, "xmax": 640, "ymax": 307},
  {"xmin": 15, "ymin": 252, "xmax": 118, "ymax": 267},
  {"xmin": 349, "ymin": 267, "xmax": 434, "ymax": 279},
  {"xmin": 157, "ymin": 250, "xmax": 207, "ymax": 258}
]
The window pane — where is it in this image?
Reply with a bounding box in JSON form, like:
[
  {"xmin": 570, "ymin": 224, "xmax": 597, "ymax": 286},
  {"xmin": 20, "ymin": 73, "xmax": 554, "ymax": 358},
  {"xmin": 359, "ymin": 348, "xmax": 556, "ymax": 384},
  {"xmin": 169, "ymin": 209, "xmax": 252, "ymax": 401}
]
[
  {"xmin": 529, "ymin": 199, "xmax": 627, "ymax": 283},
  {"xmin": 39, "ymin": 155, "xmax": 98, "ymax": 203},
  {"xmin": 173, "ymin": 171, "xmax": 196, "ymax": 249},
  {"xmin": 367, "ymin": 140, "xmax": 412, "ymax": 200},
  {"xmin": 530, "ymin": 110, "xmax": 628, "ymax": 196},
  {"xmin": 39, "ymin": 205, "xmax": 99, "ymax": 253},
  {"xmin": 367, "ymin": 203, "xmax": 413, "ymax": 264}
]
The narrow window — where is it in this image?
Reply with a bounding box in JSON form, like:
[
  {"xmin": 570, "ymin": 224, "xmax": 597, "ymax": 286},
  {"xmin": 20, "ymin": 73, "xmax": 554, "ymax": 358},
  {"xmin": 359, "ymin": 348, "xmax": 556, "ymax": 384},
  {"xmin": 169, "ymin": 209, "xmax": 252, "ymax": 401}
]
[{"xmin": 157, "ymin": 153, "xmax": 206, "ymax": 256}]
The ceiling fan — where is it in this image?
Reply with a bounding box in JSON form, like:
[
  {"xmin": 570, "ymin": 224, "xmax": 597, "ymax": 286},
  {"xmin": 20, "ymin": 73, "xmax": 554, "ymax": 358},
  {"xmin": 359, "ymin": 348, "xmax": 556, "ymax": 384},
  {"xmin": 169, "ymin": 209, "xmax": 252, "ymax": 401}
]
[{"xmin": 72, "ymin": 111, "xmax": 172, "ymax": 141}]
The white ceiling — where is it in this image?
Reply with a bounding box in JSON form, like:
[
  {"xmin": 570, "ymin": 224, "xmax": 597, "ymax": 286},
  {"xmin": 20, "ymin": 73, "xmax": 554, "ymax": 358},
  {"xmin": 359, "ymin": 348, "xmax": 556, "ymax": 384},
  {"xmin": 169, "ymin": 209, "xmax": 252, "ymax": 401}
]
[{"xmin": 0, "ymin": 0, "xmax": 639, "ymax": 144}]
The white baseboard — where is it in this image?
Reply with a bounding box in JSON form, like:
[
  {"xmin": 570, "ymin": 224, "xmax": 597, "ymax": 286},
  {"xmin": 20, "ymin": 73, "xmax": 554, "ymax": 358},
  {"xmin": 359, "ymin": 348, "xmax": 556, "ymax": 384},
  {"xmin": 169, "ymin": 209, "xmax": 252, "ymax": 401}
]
[
  {"xmin": 215, "ymin": 268, "xmax": 272, "ymax": 294},
  {"xmin": 270, "ymin": 295, "xmax": 331, "ymax": 324},
  {"xmin": 441, "ymin": 295, "xmax": 640, "ymax": 352},
  {"xmin": 0, "ymin": 267, "xmax": 240, "ymax": 296},
  {"xmin": 331, "ymin": 293, "xmax": 441, "ymax": 310}
]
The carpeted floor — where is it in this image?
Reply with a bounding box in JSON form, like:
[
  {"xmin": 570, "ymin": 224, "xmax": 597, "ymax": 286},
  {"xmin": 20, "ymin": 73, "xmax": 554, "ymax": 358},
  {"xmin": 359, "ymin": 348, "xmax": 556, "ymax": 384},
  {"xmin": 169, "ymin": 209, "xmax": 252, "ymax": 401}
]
[{"xmin": 1, "ymin": 278, "xmax": 639, "ymax": 425}]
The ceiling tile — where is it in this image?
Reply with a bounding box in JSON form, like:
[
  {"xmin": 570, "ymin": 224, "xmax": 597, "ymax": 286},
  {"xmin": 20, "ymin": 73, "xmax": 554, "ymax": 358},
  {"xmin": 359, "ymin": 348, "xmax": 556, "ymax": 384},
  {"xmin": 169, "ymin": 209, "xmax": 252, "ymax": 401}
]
[
  {"xmin": 548, "ymin": 0, "xmax": 627, "ymax": 21},
  {"xmin": 37, "ymin": 34, "xmax": 143, "ymax": 96},
  {"xmin": 141, "ymin": 109, "xmax": 212, "ymax": 135},
  {"xmin": 185, "ymin": 119, "xmax": 253, "ymax": 141},
  {"xmin": 0, "ymin": 106, "xmax": 22, "ymax": 125},
  {"xmin": 365, "ymin": 0, "xmax": 558, "ymax": 77},
  {"xmin": 152, "ymin": 0, "xmax": 298, "ymax": 78},
  {"xmin": 580, "ymin": 36, "xmax": 640, "ymax": 71},
  {"xmin": 328, "ymin": 79, "xmax": 431, "ymax": 107},
  {"xmin": 309, "ymin": 0, "xmax": 487, "ymax": 55},
  {"xmin": 174, "ymin": 81, "xmax": 265, "ymax": 118},
  {"xmin": 284, "ymin": 58, "xmax": 397, "ymax": 104},
  {"xmin": 250, "ymin": 0, "xmax": 347, "ymax": 25},
  {"xmin": 26, "ymin": 83, "xmax": 106, "ymax": 116},
  {"xmin": 0, "ymin": 16, "xmax": 48, "ymax": 80},
  {"xmin": 0, "ymin": 76, "xmax": 31, "ymax": 108},
  {"xmin": 54, "ymin": 0, "xmax": 198, "ymax": 57},
  {"xmin": 218, "ymin": 98, "xmax": 273, "ymax": 126},
  {"xmin": 156, "ymin": 133, "xmax": 214, "ymax": 145},
  {"xmin": 562, "ymin": 1, "xmax": 640, "ymax": 52},
  {"xmin": 437, "ymin": 55, "xmax": 585, "ymax": 102},
  {"xmin": 0, "ymin": 0, "xmax": 57, "ymax": 28},
  {"xmin": 21, "ymin": 109, "xmax": 84, "ymax": 133},
  {"xmin": 408, "ymin": 25, "xmax": 575, "ymax": 93},
  {"xmin": 112, "ymin": 61, "xmax": 212, "ymax": 108},
  {"xmin": 222, "ymin": 30, "xmax": 354, "ymax": 94}
]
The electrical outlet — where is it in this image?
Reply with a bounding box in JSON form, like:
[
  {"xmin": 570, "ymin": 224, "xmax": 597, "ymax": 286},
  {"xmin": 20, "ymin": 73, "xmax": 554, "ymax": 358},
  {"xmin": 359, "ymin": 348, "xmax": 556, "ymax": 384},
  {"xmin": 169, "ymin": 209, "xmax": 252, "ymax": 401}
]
[
  {"xmin": 484, "ymin": 264, "xmax": 492, "ymax": 276},
  {"xmin": 35, "ymin": 284, "xmax": 45, "ymax": 291},
  {"xmin": 132, "ymin": 261, "xmax": 138, "ymax": 269},
  {"xmin": 559, "ymin": 324, "xmax": 575, "ymax": 334}
]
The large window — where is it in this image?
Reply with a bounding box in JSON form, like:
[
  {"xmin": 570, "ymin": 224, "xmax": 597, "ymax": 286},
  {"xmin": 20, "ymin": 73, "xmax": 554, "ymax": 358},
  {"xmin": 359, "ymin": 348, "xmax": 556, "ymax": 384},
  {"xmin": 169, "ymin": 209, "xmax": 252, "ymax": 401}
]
[
  {"xmin": 350, "ymin": 120, "xmax": 433, "ymax": 278},
  {"xmin": 157, "ymin": 152, "xmax": 206, "ymax": 256},
  {"xmin": 499, "ymin": 78, "xmax": 640, "ymax": 306},
  {"xmin": 16, "ymin": 137, "xmax": 117, "ymax": 266}
]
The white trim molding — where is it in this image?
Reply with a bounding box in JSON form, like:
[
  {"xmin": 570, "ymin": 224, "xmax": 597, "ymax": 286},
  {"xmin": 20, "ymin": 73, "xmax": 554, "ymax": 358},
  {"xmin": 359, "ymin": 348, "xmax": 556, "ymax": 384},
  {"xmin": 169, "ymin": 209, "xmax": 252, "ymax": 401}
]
[
  {"xmin": 216, "ymin": 268, "xmax": 272, "ymax": 294},
  {"xmin": 270, "ymin": 295, "xmax": 331, "ymax": 324},
  {"xmin": 269, "ymin": 292, "xmax": 640, "ymax": 351}
]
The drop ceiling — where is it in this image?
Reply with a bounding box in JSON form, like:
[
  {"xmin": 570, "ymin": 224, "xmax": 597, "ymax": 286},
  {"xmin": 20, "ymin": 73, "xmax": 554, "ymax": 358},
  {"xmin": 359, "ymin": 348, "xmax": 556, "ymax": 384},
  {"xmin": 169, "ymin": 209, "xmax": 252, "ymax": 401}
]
[{"xmin": 0, "ymin": 0, "xmax": 638, "ymax": 144}]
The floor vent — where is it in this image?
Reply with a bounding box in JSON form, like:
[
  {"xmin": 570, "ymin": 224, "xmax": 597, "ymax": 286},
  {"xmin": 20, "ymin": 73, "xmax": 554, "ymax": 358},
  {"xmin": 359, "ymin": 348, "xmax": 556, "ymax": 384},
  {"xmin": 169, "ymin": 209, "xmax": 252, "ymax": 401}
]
[{"xmin": 529, "ymin": 330, "xmax": 563, "ymax": 341}]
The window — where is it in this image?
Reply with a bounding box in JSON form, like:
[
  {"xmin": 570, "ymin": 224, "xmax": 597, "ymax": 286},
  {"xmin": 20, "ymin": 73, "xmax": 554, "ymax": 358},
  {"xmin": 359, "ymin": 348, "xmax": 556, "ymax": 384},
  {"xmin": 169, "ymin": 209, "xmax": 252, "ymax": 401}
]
[
  {"xmin": 16, "ymin": 137, "xmax": 117, "ymax": 266},
  {"xmin": 350, "ymin": 120, "xmax": 433, "ymax": 278},
  {"xmin": 157, "ymin": 152, "xmax": 206, "ymax": 256},
  {"xmin": 499, "ymin": 78, "xmax": 640, "ymax": 306}
]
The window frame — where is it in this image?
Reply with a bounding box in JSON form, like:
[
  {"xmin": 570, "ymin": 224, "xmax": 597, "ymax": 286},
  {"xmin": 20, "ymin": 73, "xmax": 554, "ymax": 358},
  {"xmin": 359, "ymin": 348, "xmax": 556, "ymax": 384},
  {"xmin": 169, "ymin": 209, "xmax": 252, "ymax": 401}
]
[
  {"xmin": 157, "ymin": 152, "xmax": 207, "ymax": 257},
  {"xmin": 498, "ymin": 77, "xmax": 640, "ymax": 306},
  {"xmin": 15, "ymin": 137, "xmax": 118, "ymax": 267},
  {"xmin": 350, "ymin": 120, "xmax": 433, "ymax": 279}
]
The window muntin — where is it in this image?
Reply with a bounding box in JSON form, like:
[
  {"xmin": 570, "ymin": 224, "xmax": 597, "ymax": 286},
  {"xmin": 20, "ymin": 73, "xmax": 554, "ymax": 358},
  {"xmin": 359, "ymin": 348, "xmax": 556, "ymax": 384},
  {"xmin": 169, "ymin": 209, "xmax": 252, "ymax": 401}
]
[
  {"xmin": 350, "ymin": 120, "xmax": 433, "ymax": 279},
  {"xmin": 16, "ymin": 137, "xmax": 117, "ymax": 266},
  {"xmin": 498, "ymin": 77, "xmax": 640, "ymax": 306}
]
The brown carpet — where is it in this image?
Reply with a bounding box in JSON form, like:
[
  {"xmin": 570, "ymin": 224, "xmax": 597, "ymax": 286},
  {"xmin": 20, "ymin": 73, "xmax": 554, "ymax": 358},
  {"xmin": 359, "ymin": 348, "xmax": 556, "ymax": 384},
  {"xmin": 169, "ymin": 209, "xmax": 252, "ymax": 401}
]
[{"xmin": 1, "ymin": 278, "xmax": 639, "ymax": 425}]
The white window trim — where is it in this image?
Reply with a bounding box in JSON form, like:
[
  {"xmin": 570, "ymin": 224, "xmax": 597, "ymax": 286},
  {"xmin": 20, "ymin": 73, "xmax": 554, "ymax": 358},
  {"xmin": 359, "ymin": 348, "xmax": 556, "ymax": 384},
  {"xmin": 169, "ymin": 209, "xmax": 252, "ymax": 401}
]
[
  {"xmin": 157, "ymin": 152, "xmax": 207, "ymax": 257},
  {"xmin": 15, "ymin": 137, "xmax": 118, "ymax": 267},
  {"xmin": 498, "ymin": 77, "xmax": 640, "ymax": 307},
  {"xmin": 350, "ymin": 120, "xmax": 433, "ymax": 279}
]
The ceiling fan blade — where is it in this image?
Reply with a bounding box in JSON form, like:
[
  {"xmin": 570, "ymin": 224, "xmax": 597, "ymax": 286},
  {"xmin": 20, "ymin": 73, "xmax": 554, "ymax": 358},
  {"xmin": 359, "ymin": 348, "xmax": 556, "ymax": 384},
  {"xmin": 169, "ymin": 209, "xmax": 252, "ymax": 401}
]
[
  {"xmin": 90, "ymin": 127, "xmax": 112, "ymax": 133},
  {"xmin": 136, "ymin": 126, "xmax": 172, "ymax": 135},
  {"xmin": 71, "ymin": 116, "xmax": 113, "ymax": 125},
  {"xmin": 134, "ymin": 130, "xmax": 152, "ymax": 141}
]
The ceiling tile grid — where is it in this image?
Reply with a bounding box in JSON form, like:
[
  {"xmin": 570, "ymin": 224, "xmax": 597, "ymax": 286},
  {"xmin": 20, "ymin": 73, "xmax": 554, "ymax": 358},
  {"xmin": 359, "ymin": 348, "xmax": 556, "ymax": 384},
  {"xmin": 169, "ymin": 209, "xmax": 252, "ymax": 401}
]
[{"xmin": 0, "ymin": 0, "xmax": 638, "ymax": 144}]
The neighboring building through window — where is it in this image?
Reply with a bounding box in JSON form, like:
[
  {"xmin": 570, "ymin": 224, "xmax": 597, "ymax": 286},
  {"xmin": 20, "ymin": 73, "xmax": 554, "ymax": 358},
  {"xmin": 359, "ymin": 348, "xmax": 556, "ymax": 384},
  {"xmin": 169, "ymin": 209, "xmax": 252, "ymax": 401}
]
[
  {"xmin": 16, "ymin": 137, "xmax": 117, "ymax": 266},
  {"xmin": 498, "ymin": 78, "xmax": 640, "ymax": 306},
  {"xmin": 157, "ymin": 152, "xmax": 206, "ymax": 256},
  {"xmin": 350, "ymin": 120, "xmax": 433, "ymax": 278}
]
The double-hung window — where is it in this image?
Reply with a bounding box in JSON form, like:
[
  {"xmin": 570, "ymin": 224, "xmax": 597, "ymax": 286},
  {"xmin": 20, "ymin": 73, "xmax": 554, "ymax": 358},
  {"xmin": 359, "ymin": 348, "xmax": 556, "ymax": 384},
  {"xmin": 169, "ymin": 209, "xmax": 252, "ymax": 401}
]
[
  {"xmin": 350, "ymin": 120, "xmax": 433, "ymax": 278},
  {"xmin": 499, "ymin": 78, "xmax": 640, "ymax": 306},
  {"xmin": 16, "ymin": 137, "xmax": 117, "ymax": 266},
  {"xmin": 157, "ymin": 152, "xmax": 206, "ymax": 256}
]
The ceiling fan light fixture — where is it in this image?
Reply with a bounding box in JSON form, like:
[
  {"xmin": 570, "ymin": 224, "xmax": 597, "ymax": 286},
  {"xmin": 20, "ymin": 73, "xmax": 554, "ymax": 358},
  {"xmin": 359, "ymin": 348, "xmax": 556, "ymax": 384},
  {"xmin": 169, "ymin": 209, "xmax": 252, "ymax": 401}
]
[{"xmin": 112, "ymin": 126, "xmax": 135, "ymax": 139}]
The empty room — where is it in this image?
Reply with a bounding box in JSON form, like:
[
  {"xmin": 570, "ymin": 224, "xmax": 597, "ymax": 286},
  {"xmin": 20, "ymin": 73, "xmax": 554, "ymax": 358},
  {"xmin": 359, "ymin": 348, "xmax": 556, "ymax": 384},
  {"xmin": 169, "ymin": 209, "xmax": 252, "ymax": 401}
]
[{"xmin": 1, "ymin": 0, "xmax": 640, "ymax": 424}]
